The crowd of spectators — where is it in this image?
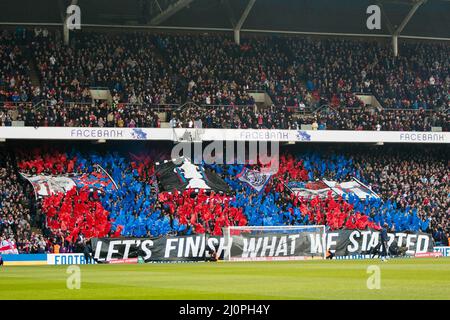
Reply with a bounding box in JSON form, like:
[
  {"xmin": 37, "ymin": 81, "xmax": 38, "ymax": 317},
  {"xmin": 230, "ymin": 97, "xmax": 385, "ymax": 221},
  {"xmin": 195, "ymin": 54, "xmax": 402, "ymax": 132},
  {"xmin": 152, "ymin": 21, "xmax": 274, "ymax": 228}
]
[
  {"xmin": 1, "ymin": 100, "xmax": 448, "ymax": 131},
  {"xmin": 300, "ymin": 107, "xmax": 449, "ymax": 131},
  {"xmin": 0, "ymin": 28, "xmax": 448, "ymax": 131},
  {"xmin": 167, "ymin": 104, "xmax": 450, "ymax": 131},
  {"xmin": 352, "ymin": 146, "xmax": 449, "ymax": 245},
  {"xmin": 287, "ymin": 38, "xmax": 449, "ymax": 110},
  {"xmin": 168, "ymin": 104, "xmax": 298, "ymax": 129},
  {"xmin": 1, "ymin": 143, "xmax": 447, "ymax": 255},
  {"xmin": 31, "ymin": 31, "xmax": 177, "ymax": 105},
  {"xmin": 0, "ymin": 149, "xmax": 50, "ymax": 253},
  {"xmin": 0, "ymin": 30, "xmax": 33, "ymax": 106},
  {"xmin": 275, "ymin": 145, "xmax": 449, "ymax": 243},
  {"xmin": 155, "ymin": 34, "xmax": 286, "ymax": 106},
  {"xmin": 210, "ymin": 151, "xmax": 434, "ymax": 234}
]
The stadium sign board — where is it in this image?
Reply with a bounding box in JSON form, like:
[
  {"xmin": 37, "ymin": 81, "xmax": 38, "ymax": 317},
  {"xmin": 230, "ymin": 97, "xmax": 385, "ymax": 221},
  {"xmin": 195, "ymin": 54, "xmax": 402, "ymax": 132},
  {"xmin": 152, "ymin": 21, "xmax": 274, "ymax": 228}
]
[
  {"xmin": 433, "ymin": 246, "xmax": 450, "ymax": 257},
  {"xmin": 0, "ymin": 127, "xmax": 448, "ymax": 143},
  {"xmin": 0, "ymin": 254, "xmax": 47, "ymax": 266},
  {"xmin": 91, "ymin": 230, "xmax": 434, "ymax": 263},
  {"xmin": 414, "ymin": 252, "xmax": 442, "ymax": 258},
  {"xmin": 47, "ymin": 253, "xmax": 96, "ymax": 265},
  {"xmin": 2, "ymin": 242, "xmax": 442, "ymax": 266}
]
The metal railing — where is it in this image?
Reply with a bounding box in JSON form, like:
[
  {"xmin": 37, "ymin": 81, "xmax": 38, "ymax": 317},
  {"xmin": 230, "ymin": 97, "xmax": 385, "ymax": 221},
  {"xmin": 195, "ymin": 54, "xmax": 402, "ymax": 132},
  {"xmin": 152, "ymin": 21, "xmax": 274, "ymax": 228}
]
[
  {"xmin": 1, "ymin": 98, "xmax": 447, "ymax": 129},
  {"xmin": 1, "ymin": 98, "xmax": 446, "ymax": 114}
]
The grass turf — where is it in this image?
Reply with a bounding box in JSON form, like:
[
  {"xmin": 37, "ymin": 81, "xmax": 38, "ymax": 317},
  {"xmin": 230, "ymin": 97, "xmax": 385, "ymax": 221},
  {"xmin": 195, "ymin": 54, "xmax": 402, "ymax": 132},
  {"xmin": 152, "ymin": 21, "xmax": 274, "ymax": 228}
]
[{"xmin": 1, "ymin": 258, "xmax": 449, "ymax": 299}]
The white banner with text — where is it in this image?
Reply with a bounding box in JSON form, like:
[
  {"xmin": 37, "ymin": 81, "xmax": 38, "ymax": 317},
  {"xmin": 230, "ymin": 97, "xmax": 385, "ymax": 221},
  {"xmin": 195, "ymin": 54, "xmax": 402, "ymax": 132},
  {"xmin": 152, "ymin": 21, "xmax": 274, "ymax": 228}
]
[{"xmin": 0, "ymin": 127, "xmax": 448, "ymax": 143}]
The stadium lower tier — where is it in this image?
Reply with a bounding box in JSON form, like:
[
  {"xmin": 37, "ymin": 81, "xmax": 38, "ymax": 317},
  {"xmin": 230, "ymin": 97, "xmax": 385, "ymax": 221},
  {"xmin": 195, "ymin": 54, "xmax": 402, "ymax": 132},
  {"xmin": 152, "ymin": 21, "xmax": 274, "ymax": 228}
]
[
  {"xmin": 1, "ymin": 29, "xmax": 449, "ymax": 132},
  {"xmin": 0, "ymin": 142, "xmax": 448, "ymax": 254}
]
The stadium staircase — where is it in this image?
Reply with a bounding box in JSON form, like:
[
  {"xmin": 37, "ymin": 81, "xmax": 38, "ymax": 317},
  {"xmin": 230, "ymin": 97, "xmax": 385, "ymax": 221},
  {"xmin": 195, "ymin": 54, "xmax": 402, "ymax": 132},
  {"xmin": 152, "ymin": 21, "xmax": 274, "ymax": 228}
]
[
  {"xmin": 268, "ymin": 36, "xmax": 320, "ymax": 119},
  {"xmin": 150, "ymin": 36, "xmax": 189, "ymax": 124},
  {"xmin": 151, "ymin": 36, "xmax": 189, "ymax": 105},
  {"xmin": 247, "ymin": 90, "xmax": 273, "ymax": 108},
  {"xmin": 355, "ymin": 92, "xmax": 383, "ymax": 110},
  {"xmin": 22, "ymin": 45, "xmax": 41, "ymax": 88}
]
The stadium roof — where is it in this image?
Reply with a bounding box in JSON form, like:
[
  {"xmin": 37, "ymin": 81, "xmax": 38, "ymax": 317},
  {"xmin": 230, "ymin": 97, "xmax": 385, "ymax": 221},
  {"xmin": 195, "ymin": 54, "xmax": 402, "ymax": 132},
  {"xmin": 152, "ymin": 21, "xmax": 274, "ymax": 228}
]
[{"xmin": 0, "ymin": 0, "xmax": 449, "ymax": 39}]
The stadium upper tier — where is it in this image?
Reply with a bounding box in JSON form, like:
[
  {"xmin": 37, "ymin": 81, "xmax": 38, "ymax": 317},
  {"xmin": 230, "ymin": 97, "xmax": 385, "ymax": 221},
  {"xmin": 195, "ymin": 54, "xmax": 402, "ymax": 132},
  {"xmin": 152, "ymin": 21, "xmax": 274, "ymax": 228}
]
[{"xmin": 0, "ymin": 28, "xmax": 449, "ymax": 131}]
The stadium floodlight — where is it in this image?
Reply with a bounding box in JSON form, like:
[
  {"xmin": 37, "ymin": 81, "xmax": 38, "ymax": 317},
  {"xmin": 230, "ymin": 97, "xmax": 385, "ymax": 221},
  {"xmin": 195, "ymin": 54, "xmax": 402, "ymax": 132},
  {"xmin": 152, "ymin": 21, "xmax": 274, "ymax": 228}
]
[{"xmin": 223, "ymin": 225, "xmax": 326, "ymax": 262}]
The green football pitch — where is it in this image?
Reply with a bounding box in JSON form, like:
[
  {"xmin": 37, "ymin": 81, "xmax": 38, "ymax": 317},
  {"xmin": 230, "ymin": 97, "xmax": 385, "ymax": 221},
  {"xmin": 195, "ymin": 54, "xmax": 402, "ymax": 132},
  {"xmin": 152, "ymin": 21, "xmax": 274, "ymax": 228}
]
[{"xmin": 1, "ymin": 258, "xmax": 449, "ymax": 299}]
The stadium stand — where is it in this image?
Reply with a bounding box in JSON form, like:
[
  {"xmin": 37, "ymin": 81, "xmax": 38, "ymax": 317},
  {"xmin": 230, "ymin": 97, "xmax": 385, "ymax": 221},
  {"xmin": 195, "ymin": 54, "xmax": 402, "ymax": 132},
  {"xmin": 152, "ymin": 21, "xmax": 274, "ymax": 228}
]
[
  {"xmin": 0, "ymin": 22, "xmax": 448, "ymax": 253},
  {"xmin": 31, "ymin": 31, "xmax": 177, "ymax": 105},
  {"xmin": 0, "ymin": 28, "xmax": 448, "ymax": 131},
  {"xmin": 2, "ymin": 143, "xmax": 446, "ymax": 253},
  {"xmin": 0, "ymin": 149, "xmax": 46, "ymax": 254},
  {"xmin": 2, "ymin": 0, "xmax": 450, "ymax": 303},
  {"xmin": 0, "ymin": 30, "xmax": 33, "ymax": 108}
]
